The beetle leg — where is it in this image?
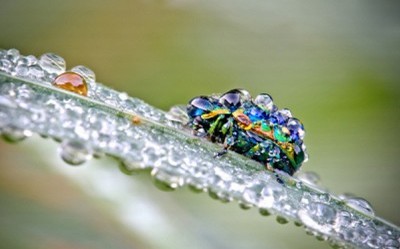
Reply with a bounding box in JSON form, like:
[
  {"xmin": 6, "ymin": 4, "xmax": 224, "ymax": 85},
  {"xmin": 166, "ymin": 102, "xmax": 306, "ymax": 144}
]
[{"xmin": 214, "ymin": 117, "xmax": 235, "ymax": 158}]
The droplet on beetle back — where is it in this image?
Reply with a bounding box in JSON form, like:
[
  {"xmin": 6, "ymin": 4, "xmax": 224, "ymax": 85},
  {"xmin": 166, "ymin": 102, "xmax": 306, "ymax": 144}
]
[{"xmin": 52, "ymin": 72, "xmax": 88, "ymax": 96}]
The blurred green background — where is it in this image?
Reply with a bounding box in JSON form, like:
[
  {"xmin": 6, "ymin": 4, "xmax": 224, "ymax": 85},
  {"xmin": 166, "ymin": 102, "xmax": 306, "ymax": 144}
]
[{"xmin": 0, "ymin": 0, "xmax": 399, "ymax": 248}]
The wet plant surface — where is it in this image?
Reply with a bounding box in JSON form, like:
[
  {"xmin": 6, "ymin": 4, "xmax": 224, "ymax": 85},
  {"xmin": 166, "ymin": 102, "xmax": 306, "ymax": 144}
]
[{"xmin": 0, "ymin": 49, "xmax": 399, "ymax": 249}]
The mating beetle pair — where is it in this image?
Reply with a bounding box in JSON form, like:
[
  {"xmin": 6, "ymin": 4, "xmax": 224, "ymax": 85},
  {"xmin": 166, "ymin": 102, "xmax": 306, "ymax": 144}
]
[{"xmin": 186, "ymin": 89, "xmax": 307, "ymax": 176}]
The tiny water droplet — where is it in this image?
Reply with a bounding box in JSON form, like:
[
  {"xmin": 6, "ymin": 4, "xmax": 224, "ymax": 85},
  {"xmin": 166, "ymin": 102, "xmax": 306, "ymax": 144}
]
[
  {"xmin": 276, "ymin": 216, "xmax": 288, "ymax": 224},
  {"xmin": 239, "ymin": 202, "xmax": 252, "ymax": 210},
  {"xmin": 118, "ymin": 92, "xmax": 128, "ymax": 101},
  {"xmin": 294, "ymin": 221, "xmax": 303, "ymax": 227},
  {"xmin": 259, "ymin": 208, "xmax": 270, "ymax": 216},
  {"xmin": 39, "ymin": 53, "xmax": 66, "ymax": 75},
  {"xmin": 1, "ymin": 126, "xmax": 31, "ymax": 143},
  {"xmin": 59, "ymin": 140, "xmax": 92, "ymax": 166}
]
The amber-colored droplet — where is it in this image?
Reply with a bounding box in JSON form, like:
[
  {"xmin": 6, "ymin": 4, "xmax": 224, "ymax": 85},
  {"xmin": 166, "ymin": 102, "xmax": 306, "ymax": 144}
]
[
  {"xmin": 132, "ymin": 116, "xmax": 141, "ymax": 124},
  {"xmin": 52, "ymin": 72, "xmax": 88, "ymax": 96}
]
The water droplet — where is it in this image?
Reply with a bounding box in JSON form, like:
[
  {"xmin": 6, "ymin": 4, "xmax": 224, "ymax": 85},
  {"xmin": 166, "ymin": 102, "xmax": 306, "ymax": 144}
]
[
  {"xmin": 14, "ymin": 64, "xmax": 29, "ymax": 77},
  {"xmin": 276, "ymin": 216, "xmax": 288, "ymax": 224},
  {"xmin": 239, "ymin": 202, "xmax": 252, "ymax": 210},
  {"xmin": 52, "ymin": 72, "xmax": 88, "ymax": 96},
  {"xmin": 119, "ymin": 158, "xmax": 145, "ymax": 175},
  {"xmin": 6, "ymin": 48, "xmax": 20, "ymax": 63},
  {"xmin": 71, "ymin": 65, "xmax": 96, "ymax": 86},
  {"xmin": 298, "ymin": 202, "xmax": 337, "ymax": 234},
  {"xmin": 27, "ymin": 64, "xmax": 45, "ymax": 80},
  {"xmin": 1, "ymin": 126, "xmax": 32, "ymax": 143},
  {"xmin": 0, "ymin": 59, "xmax": 12, "ymax": 73},
  {"xmin": 258, "ymin": 208, "xmax": 270, "ymax": 216},
  {"xmin": 340, "ymin": 194, "xmax": 375, "ymax": 216},
  {"xmin": 59, "ymin": 140, "xmax": 92, "ymax": 166},
  {"xmin": 118, "ymin": 92, "xmax": 128, "ymax": 101},
  {"xmin": 294, "ymin": 221, "xmax": 303, "ymax": 227},
  {"xmin": 166, "ymin": 105, "xmax": 189, "ymax": 126},
  {"xmin": 297, "ymin": 171, "xmax": 321, "ymax": 186},
  {"xmin": 39, "ymin": 53, "xmax": 66, "ymax": 75},
  {"xmin": 151, "ymin": 168, "xmax": 184, "ymax": 191},
  {"xmin": 254, "ymin": 93, "xmax": 274, "ymax": 112}
]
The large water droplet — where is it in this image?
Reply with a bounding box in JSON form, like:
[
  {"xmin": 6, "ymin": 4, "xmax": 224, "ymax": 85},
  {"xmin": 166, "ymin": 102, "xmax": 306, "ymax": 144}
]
[
  {"xmin": 71, "ymin": 65, "xmax": 96, "ymax": 88},
  {"xmin": 1, "ymin": 126, "xmax": 32, "ymax": 143},
  {"xmin": 165, "ymin": 105, "xmax": 189, "ymax": 127},
  {"xmin": 298, "ymin": 202, "xmax": 337, "ymax": 234},
  {"xmin": 27, "ymin": 64, "xmax": 45, "ymax": 81},
  {"xmin": 39, "ymin": 53, "xmax": 66, "ymax": 75},
  {"xmin": 340, "ymin": 194, "xmax": 375, "ymax": 216},
  {"xmin": 59, "ymin": 140, "xmax": 92, "ymax": 166}
]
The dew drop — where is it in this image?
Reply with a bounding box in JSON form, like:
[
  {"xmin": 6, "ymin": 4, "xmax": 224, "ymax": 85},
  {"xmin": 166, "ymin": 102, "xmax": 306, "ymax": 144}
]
[
  {"xmin": 119, "ymin": 157, "xmax": 145, "ymax": 175},
  {"xmin": 52, "ymin": 72, "xmax": 88, "ymax": 96},
  {"xmin": 298, "ymin": 202, "xmax": 337, "ymax": 234},
  {"xmin": 39, "ymin": 53, "xmax": 66, "ymax": 75},
  {"xmin": 71, "ymin": 65, "xmax": 96, "ymax": 86},
  {"xmin": 1, "ymin": 126, "xmax": 32, "ymax": 143},
  {"xmin": 276, "ymin": 216, "xmax": 289, "ymax": 224},
  {"xmin": 254, "ymin": 93, "xmax": 274, "ymax": 112},
  {"xmin": 151, "ymin": 168, "xmax": 184, "ymax": 191},
  {"xmin": 0, "ymin": 59, "xmax": 12, "ymax": 73},
  {"xmin": 27, "ymin": 64, "xmax": 45, "ymax": 80},
  {"xmin": 165, "ymin": 105, "xmax": 189, "ymax": 126},
  {"xmin": 6, "ymin": 48, "xmax": 20, "ymax": 63},
  {"xmin": 340, "ymin": 194, "xmax": 375, "ymax": 216},
  {"xmin": 239, "ymin": 202, "xmax": 253, "ymax": 210},
  {"xmin": 294, "ymin": 221, "xmax": 303, "ymax": 227},
  {"xmin": 257, "ymin": 208, "xmax": 269, "ymax": 216},
  {"xmin": 59, "ymin": 140, "xmax": 92, "ymax": 166},
  {"xmin": 297, "ymin": 171, "xmax": 321, "ymax": 186},
  {"xmin": 118, "ymin": 92, "xmax": 128, "ymax": 101},
  {"xmin": 14, "ymin": 64, "xmax": 29, "ymax": 77}
]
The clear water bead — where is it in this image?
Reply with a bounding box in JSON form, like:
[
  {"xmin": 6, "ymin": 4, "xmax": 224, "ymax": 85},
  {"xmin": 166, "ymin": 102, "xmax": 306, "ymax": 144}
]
[
  {"xmin": 340, "ymin": 194, "xmax": 375, "ymax": 216},
  {"xmin": 254, "ymin": 93, "xmax": 274, "ymax": 112},
  {"xmin": 39, "ymin": 53, "xmax": 66, "ymax": 75},
  {"xmin": 297, "ymin": 171, "xmax": 321, "ymax": 186},
  {"xmin": 298, "ymin": 202, "xmax": 338, "ymax": 234},
  {"xmin": 71, "ymin": 65, "xmax": 96, "ymax": 85},
  {"xmin": 27, "ymin": 64, "xmax": 45, "ymax": 81},
  {"xmin": 0, "ymin": 59, "xmax": 12, "ymax": 73},
  {"xmin": 1, "ymin": 126, "xmax": 32, "ymax": 143},
  {"xmin": 14, "ymin": 64, "xmax": 29, "ymax": 77},
  {"xmin": 59, "ymin": 139, "xmax": 92, "ymax": 166},
  {"xmin": 6, "ymin": 48, "xmax": 20, "ymax": 63},
  {"xmin": 151, "ymin": 167, "xmax": 184, "ymax": 191}
]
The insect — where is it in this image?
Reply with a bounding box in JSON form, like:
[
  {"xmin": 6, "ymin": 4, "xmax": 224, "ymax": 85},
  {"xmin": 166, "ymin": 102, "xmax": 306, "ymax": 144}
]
[{"xmin": 186, "ymin": 89, "xmax": 307, "ymax": 176}]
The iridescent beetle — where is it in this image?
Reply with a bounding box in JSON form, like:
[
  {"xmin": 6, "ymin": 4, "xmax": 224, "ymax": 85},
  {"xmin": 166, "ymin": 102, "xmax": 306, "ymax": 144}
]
[{"xmin": 187, "ymin": 89, "xmax": 307, "ymax": 176}]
